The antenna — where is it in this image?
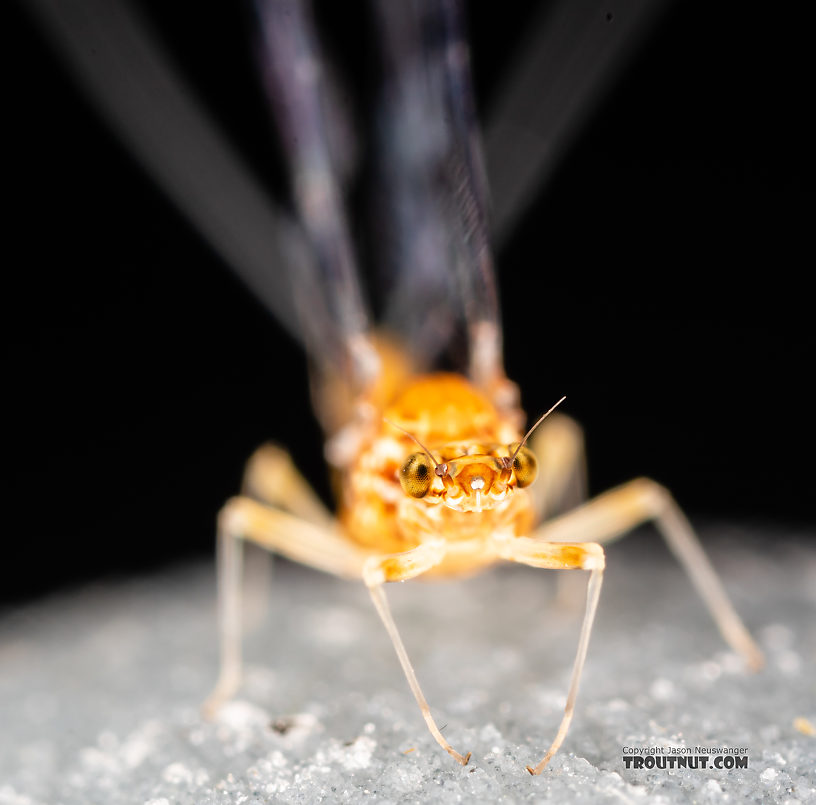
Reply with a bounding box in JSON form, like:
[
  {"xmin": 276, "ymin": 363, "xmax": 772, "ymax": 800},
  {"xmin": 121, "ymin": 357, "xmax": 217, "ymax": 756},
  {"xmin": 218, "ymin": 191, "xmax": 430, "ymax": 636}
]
[
  {"xmin": 384, "ymin": 419, "xmax": 442, "ymax": 471},
  {"xmin": 509, "ymin": 396, "xmax": 566, "ymax": 463}
]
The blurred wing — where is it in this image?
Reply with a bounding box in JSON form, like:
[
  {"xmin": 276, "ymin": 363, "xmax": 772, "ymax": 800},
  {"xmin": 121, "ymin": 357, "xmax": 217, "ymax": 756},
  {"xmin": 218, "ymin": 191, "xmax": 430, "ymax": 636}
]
[
  {"xmin": 253, "ymin": 0, "xmax": 378, "ymax": 396},
  {"xmin": 26, "ymin": 0, "xmax": 379, "ymax": 408},
  {"xmin": 370, "ymin": 0, "xmax": 462, "ymax": 366},
  {"xmin": 26, "ymin": 0, "xmax": 308, "ymax": 346},
  {"xmin": 372, "ymin": 0, "xmax": 670, "ymax": 399},
  {"xmin": 484, "ymin": 0, "xmax": 672, "ymax": 247},
  {"xmin": 27, "ymin": 0, "xmax": 670, "ymax": 400},
  {"xmin": 371, "ymin": 0, "xmax": 503, "ymax": 390},
  {"xmin": 435, "ymin": 0, "xmax": 505, "ymax": 392}
]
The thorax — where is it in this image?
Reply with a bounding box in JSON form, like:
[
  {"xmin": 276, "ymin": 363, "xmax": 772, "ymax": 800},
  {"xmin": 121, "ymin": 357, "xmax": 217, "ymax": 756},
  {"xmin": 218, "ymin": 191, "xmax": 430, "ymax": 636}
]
[{"xmin": 338, "ymin": 372, "xmax": 535, "ymax": 563}]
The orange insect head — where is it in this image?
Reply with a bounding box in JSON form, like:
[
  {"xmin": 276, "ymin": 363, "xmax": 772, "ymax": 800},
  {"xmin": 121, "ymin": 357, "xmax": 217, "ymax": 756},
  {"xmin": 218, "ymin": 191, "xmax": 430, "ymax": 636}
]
[
  {"xmin": 437, "ymin": 451, "xmax": 512, "ymax": 513},
  {"xmin": 386, "ymin": 378, "xmax": 563, "ymax": 514}
]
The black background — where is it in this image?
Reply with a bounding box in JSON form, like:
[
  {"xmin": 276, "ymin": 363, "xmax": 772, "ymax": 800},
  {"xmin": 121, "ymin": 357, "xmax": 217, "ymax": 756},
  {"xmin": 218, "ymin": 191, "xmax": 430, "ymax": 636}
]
[{"xmin": 7, "ymin": 1, "xmax": 814, "ymax": 604}]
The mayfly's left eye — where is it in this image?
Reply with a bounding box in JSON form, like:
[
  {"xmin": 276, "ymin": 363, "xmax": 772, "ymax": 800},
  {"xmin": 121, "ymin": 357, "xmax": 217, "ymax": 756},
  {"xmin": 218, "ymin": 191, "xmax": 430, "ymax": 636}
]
[
  {"xmin": 508, "ymin": 444, "xmax": 538, "ymax": 488},
  {"xmin": 399, "ymin": 453, "xmax": 434, "ymax": 498}
]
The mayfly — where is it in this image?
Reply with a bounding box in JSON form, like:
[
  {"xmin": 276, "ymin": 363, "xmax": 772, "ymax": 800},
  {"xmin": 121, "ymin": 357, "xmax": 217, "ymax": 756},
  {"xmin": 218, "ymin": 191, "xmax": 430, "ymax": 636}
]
[{"xmin": 31, "ymin": 0, "xmax": 764, "ymax": 775}]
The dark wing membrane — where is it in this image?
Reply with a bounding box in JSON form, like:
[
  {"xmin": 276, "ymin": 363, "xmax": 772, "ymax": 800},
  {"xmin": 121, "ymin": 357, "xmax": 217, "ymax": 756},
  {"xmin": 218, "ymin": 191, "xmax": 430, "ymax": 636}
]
[
  {"xmin": 434, "ymin": 0, "xmax": 505, "ymax": 391},
  {"xmin": 369, "ymin": 0, "xmax": 462, "ymax": 367},
  {"xmin": 253, "ymin": 0, "xmax": 378, "ymax": 396},
  {"xmin": 27, "ymin": 0, "xmax": 670, "ymax": 407},
  {"xmin": 371, "ymin": 0, "xmax": 503, "ymax": 386}
]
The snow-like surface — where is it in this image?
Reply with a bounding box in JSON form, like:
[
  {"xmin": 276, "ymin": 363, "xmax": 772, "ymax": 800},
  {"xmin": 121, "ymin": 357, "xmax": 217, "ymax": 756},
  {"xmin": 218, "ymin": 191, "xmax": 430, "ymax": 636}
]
[{"xmin": 1, "ymin": 526, "xmax": 814, "ymax": 804}]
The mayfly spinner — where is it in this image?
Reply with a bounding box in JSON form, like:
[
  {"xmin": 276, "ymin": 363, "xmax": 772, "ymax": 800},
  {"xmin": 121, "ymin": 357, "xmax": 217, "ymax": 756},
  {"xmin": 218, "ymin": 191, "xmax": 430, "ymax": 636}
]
[
  {"xmin": 199, "ymin": 0, "xmax": 764, "ymax": 775},
  {"xmin": 31, "ymin": 0, "xmax": 764, "ymax": 776}
]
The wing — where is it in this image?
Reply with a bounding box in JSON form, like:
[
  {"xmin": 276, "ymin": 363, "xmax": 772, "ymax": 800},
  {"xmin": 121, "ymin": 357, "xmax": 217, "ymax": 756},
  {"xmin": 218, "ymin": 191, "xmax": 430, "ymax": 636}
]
[
  {"xmin": 369, "ymin": 0, "xmax": 501, "ymax": 386},
  {"xmin": 484, "ymin": 0, "xmax": 672, "ymax": 248},
  {"xmin": 253, "ymin": 0, "xmax": 378, "ymax": 397},
  {"xmin": 26, "ymin": 0, "xmax": 309, "ymax": 347},
  {"xmin": 27, "ymin": 0, "xmax": 378, "ymax": 401},
  {"xmin": 26, "ymin": 0, "xmax": 670, "ymax": 419}
]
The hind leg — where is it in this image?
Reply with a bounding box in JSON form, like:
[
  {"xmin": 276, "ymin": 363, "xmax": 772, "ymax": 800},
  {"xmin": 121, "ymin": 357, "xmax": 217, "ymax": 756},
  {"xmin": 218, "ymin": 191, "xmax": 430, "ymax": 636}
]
[
  {"xmin": 528, "ymin": 478, "xmax": 764, "ymax": 669},
  {"xmin": 527, "ymin": 413, "xmax": 587, "ymax": 521},
  {"xmin": 492, "ymin": 477, "xmax": 762, "ymax": 775},
  {"xmin": 525, "ymin": 414, "xmax": 589, "ymax": 608}
]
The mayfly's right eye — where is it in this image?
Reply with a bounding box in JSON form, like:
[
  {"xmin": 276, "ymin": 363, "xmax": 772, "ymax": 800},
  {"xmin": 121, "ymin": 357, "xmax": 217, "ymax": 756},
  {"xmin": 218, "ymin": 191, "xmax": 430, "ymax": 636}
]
[
  {"xmin": 507, "ymin": 444, "xmax": 538, "ymax": 488},
  {"xmin": 399, "ymin": 453, "xmax": 433, "ymax": 498}
]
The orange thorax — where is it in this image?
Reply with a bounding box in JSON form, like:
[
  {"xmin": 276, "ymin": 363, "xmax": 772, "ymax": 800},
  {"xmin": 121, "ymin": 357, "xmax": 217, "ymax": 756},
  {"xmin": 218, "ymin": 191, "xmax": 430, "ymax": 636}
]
[{"xmin": 339, "ymin": 373, "xmax": 535, "ymax": 563}]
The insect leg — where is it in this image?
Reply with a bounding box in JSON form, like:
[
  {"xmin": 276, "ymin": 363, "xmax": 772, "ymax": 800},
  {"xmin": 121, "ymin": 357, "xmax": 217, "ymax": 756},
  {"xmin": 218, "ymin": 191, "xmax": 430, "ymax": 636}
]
[
  {"xmin": 491, "ymin": 537, "xmax": 604, "ymax": 775},
  {"xmin": 203, "ymin": 496, "xmax": 369, "ymax": 718},
  {"xmin": 533, "ymin": 478, "xmax": 763, "ymax": 669},
  {"xmin": 528, "ymin": 413, "xmax": 588, "ymax": 522},
  {"xmin": 492, "ymin": 476, "xmax": 764, "ymax": 772},
  {"xmin": 202, "ymin": 501, "xmax": 244, "ymax": 719},
  {"xmin": 363, "ymin": 541, "xmax": 472, "ymax": 766},
  {"xmin": 241, "ymin": 443, "xmax": 334, "ymax": 528},
  {"xmin": 526, "ymin": 413, "xmax": 590, "ymax": 608},
  {"xmin": 238, "ymin": 443, "xmax": 337, "ymax": 637}
]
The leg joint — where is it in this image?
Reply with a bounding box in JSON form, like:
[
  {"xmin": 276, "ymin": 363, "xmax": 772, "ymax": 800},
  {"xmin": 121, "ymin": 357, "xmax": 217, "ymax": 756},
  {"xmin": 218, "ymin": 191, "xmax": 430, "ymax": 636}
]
[
  {"xmin": 218, "ymin": 496, "xmax": 248, "ymax": 537},
  {"xmin": 629, "ymin": 477, "xmax": 672, "ymax": 515},
  {"xmin": 363, "ymin": 557, "xmax": 387, "ymax": 587},
  {"xmin": 582, "ymin": 543, "xmax": 605, "ymax": 570}
]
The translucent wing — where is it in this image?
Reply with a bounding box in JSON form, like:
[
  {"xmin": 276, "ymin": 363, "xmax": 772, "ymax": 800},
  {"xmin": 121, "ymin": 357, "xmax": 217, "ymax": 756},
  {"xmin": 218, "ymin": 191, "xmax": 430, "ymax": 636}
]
[
  {"xmin": 370, "ymin": 0, "xmax": 501, "ymax": 386},
  {"xmin": 27, "ymin": 0, "xmax": 309, "ymax": 346},
  {"xmin": 26, "ymin": 0, "xmax": 669, "ymax": 418},
  {"xmin": 27, "ymin": 0, "xmax": 379, "ymax": 439},
  {"xmin": 369, "ymin": 0, "xmax": 462, "ymax": 367},
  {"xmin": 484, "ymin": 0, "xmax": 671, "ymax": 248},
  {"xmin": 253, "ymin": 0, "xmax": 378, "ymax": 398},
  {"xmin": 432, "ymin": 0, "xmax": 505, "ymax": 393}
]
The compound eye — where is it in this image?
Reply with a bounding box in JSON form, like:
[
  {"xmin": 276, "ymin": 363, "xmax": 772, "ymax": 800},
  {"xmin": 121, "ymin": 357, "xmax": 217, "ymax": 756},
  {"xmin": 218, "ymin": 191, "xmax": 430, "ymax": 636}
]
[
  {"xmin": 399, "ymin": 452, "xmax": 434, "ymax": 498},
  {"xmin": 508, "ymin": 444, "xmax": 538, "ymax": 488}
]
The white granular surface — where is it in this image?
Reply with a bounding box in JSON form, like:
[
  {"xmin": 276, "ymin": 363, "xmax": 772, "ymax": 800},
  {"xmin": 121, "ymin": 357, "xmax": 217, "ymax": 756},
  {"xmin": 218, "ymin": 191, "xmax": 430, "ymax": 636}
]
[{"xmin": 1, "ymin": 525, "xmax": 814, "ymax": 804}]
